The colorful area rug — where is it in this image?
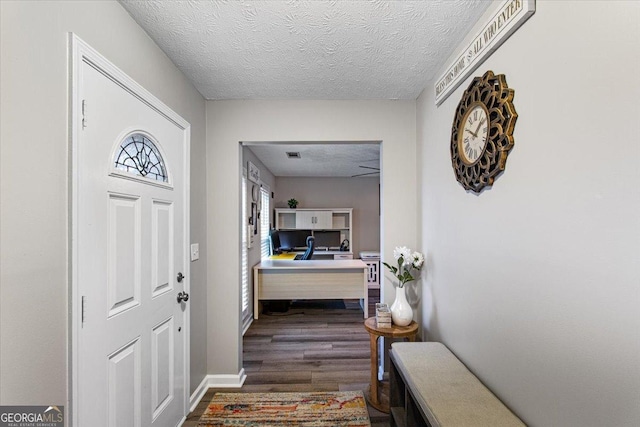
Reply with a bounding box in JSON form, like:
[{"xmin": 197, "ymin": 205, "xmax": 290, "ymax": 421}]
[{"xmin": 198, "ymin": 391, "xmax": 371, "ymax": 426}]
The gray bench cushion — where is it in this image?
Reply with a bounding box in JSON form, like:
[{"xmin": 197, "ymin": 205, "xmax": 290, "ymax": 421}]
[{"xmin": 391, "ymin": 342, "xmax": 525, "ymax": 427}]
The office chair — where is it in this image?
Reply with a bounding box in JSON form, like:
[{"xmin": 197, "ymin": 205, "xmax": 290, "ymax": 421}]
[
  {"xmin": 301, "ymin": 236, "xmax": 315, "ymax": 260},
  {"xmin": 269, "ymin": 229, "xmax": 281, "ymax": 255}
]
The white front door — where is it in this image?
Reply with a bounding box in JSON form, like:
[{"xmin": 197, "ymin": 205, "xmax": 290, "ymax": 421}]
[{"xmin": 74, "ymin": 39, "xmax": 189, "ymax": 427}]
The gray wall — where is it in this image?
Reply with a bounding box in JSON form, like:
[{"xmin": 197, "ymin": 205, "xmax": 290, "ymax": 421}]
[
  {"xmin": 7, "ymin": 2, "xmax": 634, "ymax": 426},
  {"xmin": 416, "ymin": 1, "xmax": 640, "ymax": 425},
  {"xmin": 0, "ymin": 0, "xmax": 208, "ymax": 408},
  {"xmin": 275, "ymin": 177, "xmax": 380, "ymax": 256},
  {"xmin": 242, "ymin": 146, "xmax": 276, "ymax": 324},
  {"xmin": 206, "ymin": 100, "xmax": 416, "ymax": 377}
]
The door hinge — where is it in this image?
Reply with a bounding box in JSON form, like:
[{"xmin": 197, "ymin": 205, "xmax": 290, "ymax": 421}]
[
  {"xmin": 81, "ymin": 99, "xmax": 87, "ymax": 129},
  {"xmin": 81, "ymin": 296, "xmax": 86, "ymax": 325}
]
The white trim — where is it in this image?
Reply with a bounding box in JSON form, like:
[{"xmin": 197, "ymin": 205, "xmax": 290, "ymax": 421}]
[
  {"xmin": 242, "ymin": 318, "xmax": 253, "ymax": 336},
  {"xmin": 189, "ymin": 376, "xmax": 211, "ymax": 413},
  {"xmin": 188, "ymin": 370, "xmax": 247, "ymax": 412},
  {"xmin": 69, "ymin": 33, "xmax": 191, "ymax": 427},
  {"xmin": 208, "ymin": 369, "xmax": 247, "ymax": 388},
  {"xmin": 69, "ymin": 32, "xmax": 81, "ymax": 427}
]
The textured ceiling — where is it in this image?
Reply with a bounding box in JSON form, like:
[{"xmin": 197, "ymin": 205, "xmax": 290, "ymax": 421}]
[
  {"xmin": 247, "ymin": 143, "xmax": 380, "ymax": 177},
  {"xmin": 119, "ymin": 0, "xmax": 491, "ymax": 100}
]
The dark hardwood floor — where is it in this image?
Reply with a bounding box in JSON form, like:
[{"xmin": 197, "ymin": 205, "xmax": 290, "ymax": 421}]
[{"xmin": 184, "ymin": 298, "xmax": 389, "ymax": 426}]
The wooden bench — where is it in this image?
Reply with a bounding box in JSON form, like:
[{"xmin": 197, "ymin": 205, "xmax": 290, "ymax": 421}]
[{"xmin": 389, "ymin": 342, "xmax": 525, "ymax": 427}]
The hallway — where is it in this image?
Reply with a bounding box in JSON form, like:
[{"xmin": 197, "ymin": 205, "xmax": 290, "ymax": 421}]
[{"xmin": 185, "ymin": 303, "xmax": 389, "ymax": 426}]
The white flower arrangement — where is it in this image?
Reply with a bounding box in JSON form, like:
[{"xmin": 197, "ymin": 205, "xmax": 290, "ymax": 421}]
[{"xmin": 383, "ymin": 246, "xmax": 425, "ymax": 288}]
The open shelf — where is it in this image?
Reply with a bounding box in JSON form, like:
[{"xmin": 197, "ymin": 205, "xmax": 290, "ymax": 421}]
[
  {"xmin": 275, "ymin": 208, "xmax": 352, "ymax": 247},
  {"xmin": 390, "ymin": 349, "xmax": 430, "ymax": 427}
]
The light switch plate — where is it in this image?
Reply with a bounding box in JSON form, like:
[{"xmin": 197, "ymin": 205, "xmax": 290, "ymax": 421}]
[{"xmin": 190, "ymin": 243, "xmax": 199, "ymax": 261}]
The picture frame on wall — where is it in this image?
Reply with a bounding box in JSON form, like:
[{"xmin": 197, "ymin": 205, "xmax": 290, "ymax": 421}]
[
  {"xmin": 251, "ymin": 202, "xmax": 258, "ymax": 235},
  {"xmin": 248, "ymin": 161, "xmax": 260, "ymax": 183}
]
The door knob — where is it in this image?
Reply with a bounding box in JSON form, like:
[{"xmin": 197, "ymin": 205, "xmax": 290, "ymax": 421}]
[
  {"xmin": 177, "ymin": 272, "xmax": 185, "ymax": 282},
  {"xmin": 177, "ymin": 291, "xmax": 189, "ymax": 303}
]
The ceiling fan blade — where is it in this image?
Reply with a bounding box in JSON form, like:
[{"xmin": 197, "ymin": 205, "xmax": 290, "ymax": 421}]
[{"xmin": 351, "ymin": 171, "xmax": 380, "ymax": 177}]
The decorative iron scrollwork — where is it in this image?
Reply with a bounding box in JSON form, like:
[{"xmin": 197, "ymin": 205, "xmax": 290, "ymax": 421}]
[
  {"xmin": 450, "ymin": 71, "xmax": 517, "ymax": 193},
  {"xmin": 114, "ymin": 133, "xmax": 168, "ymax": 182}
]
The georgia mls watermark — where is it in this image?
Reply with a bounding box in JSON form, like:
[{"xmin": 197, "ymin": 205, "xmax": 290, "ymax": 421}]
[{"xmin": 0, "ymin": 406, "xmax": 63, "ymax": 427}]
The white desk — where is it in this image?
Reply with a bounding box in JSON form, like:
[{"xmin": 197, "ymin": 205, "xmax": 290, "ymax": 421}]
[
  {"xmin": 253, "ymin": 259, "xmax": 368, "ymax": 320},
  {"xmin": 276, "ymin": 250, "xmax": 354, "ymax": 260},
  {"xmin": 312, "ymin": 250, "xmax": 354, "ymax": 260}
]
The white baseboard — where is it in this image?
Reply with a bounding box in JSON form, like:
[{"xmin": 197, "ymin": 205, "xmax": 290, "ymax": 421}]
[
  {"xmin": 189, "ymin": 369, "xmax": 247, "ymax": 413},
  {"xmin": 208, "ymin": 369, "xmax": 247, "ymax": 388},
  {"xmin": 174, "ymin": 415, "xmax": 186, "ymax": 427},
  {"xmin": 242, "ymin": 318, "xmax": 253, "ymax": 335},
  {"xmin": 189, "ymin": 376, "xmax": 211, "ymax": 413}
]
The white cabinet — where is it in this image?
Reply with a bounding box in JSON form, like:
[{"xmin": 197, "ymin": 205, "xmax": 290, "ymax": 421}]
[
  {"xmin": 275, "ymin": 208, "xmax": 353, "ymax": 249},
  {"xmin": 295, "ymin": 210, "xmax": 332, "ymax": 229},
  {"xmin": 359, "ymin": 252, "xmax": 380, "ymax": 288}
]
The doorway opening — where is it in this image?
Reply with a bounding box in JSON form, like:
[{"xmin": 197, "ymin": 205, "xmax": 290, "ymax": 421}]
[{"xmin": 238, "ymin": 140, "xmax": 383, "ymax": 330}]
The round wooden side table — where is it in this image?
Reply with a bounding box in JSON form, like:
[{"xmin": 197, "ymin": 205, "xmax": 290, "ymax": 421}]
[{"xmin": 364, "ymin": 317, "xmax": 418, "ymax": 413}]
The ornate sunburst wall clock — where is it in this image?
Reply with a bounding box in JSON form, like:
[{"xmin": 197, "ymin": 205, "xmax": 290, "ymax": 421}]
[{"xmin": 450, "ymin": 70, "xmax": 518, "ymax": 193}]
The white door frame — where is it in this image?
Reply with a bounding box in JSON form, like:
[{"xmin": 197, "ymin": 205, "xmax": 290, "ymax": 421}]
[{"xmin": 69, "ymin": 34, "xmax": 191, "ymax": 427}]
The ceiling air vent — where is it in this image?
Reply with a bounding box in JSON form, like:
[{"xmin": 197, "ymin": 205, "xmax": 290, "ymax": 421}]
[{"xmin": 286, "ymin": 152, "xmax": 301, "ymax": 159}]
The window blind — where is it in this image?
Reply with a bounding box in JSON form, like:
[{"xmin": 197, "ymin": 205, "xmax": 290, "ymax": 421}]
[
  {"xmin": 241, "ymin": 175, "xmax": 250, "ymax": 331},
  {"xmin": 260, "ymin": 187, "xmax": 270, "ymax": 259}
]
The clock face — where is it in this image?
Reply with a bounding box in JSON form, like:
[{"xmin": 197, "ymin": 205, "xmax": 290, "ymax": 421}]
[
  {"xmin": 450, "ymin": 71, "xmax": 517, "ymax": 193},
  {"xmin": 459, "ymin": 103, "xmax": 489, "ymax": 165}
]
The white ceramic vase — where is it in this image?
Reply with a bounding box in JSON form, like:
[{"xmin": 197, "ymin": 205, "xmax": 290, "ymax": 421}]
[{"xmin": 390, "ymin": 285, "xmax": 413, "ymax": 326}]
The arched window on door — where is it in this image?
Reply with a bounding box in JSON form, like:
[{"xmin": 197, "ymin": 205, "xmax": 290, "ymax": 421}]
[{"xmin": 114, "ymin": 133, "xmax": 168, "ymax": 182}]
